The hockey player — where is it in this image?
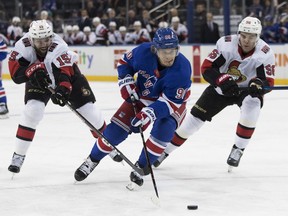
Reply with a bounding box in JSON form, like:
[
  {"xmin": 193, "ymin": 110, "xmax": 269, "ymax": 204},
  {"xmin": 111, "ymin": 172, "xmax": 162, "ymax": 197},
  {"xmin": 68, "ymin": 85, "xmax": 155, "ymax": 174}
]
[
  {"xmin": 74, "ymin": 28, "xmax": 192, "ymax": 186},
  {"xmin": 154, "ymin": 17, "xmax": 276, "ymax": 170},
  {"xmin": 0, "ymin": 36, "xmax": 8, "ymax": 118},
  {"xmin": 7, "ymin": 20, "xmax": 105, "ymax": 174}
]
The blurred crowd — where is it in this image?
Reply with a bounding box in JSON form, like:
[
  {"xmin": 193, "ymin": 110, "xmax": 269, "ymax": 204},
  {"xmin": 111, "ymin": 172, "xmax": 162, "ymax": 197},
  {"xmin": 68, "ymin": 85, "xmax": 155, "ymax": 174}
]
[{"xmin": 0, "ymin": 0, "xmax": 288, "ymax": 46}]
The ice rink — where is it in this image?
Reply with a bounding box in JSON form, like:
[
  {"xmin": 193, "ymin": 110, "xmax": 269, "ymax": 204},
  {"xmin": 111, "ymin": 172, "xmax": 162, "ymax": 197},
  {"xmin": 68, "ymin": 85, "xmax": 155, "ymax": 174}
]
[{"xmin": 1, "ymin": 80, "xmax": 287, "ymax": 216}]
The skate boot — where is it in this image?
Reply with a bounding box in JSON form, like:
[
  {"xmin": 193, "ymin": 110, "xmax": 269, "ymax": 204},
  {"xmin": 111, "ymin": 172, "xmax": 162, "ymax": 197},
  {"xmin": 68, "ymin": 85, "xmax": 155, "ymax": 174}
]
[
  {"xmin": 74, "ymin": 156, "xmax": 99, "ymax": 181},
  {"xmin": 8, "ymin": 152, "xmax": 26, "ymax": 173},
  {"xmin": 129, "ymin": 162, "xmax": 144, "ymax": 186},
  {"xmin": 0, "ymin": 103, "xmax": 9, "ymax": 119},
  {"xmin": 109, "ymin": 149, "xmax": 123, "ymax": 162},
  {"xmin": 227, "ymin": 145, "xmax": 244, "ymax": 171},
  {"xmin": 153, "ymin": 152, "xmax": 169, "ymax": 167}
]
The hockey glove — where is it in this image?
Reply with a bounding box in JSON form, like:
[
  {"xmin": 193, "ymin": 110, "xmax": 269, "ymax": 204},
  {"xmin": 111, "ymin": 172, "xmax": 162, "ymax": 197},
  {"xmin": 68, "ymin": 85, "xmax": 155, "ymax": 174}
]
[
  {"xmin": 118, "ymin": 75, "xmax": 140, "ymax": 103},
  {"xmin": 249, "ymin": 78, "xmax": 264, "ymax": 97},
  {"xmin": 29, "ymin": 69, "xmax": 52, "ymax": 90},
  {"xmin": 26, "ymin": 63, "xmax": 51, "ymax": 89},
  {"xmin": 216, "ymin": 74, "xmax": 239, "ymax": 97},
  {"xmin": 131, "ymin": 107, "xmax": 156, "ymax": 133},
  {"xmin": 50, "ymin": 82, "xmax": 72, "ymax": 107}
]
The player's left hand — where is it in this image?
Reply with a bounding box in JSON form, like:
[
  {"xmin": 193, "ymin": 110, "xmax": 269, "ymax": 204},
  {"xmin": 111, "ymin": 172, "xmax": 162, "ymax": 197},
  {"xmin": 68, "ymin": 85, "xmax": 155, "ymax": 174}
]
[
  {"xmin": 249, "ymin": 78, "xmax": 264, "ymax": 97},
  {"xmin": 131, "ymin": 107, "xmax": 156, "ymax": 133},
  {"xmin": 50, "ymin": 83, "xmax": 72, "ymax": 106}
]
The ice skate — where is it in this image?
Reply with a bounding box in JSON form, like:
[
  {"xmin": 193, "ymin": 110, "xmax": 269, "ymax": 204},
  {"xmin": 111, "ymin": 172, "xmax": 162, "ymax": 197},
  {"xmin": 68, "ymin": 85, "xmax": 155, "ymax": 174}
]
[
  {"xmin": 0, "ymin": 103, "xmax": 9, "ymax": 119},
  {"xmin": 227, "ymin": 145, "xmax": 244, "ymax": 172},
  {"xmin": 153, "ymin": 152, "xmax": 169, "ymax": 168},
  {"xmin": 74, "ymin": 156, "xmax": 99, "ymax": 182},
  {"xmin": 8, "ymin": 152, "xmax": 26, "ymax": 174},
  {"xmin": 109, "ymin": 149, "xmax": 123, "ymax": 163},
  {"xmin": 126, "ymin": 162, "xmax": 144, "ymax": 190}
]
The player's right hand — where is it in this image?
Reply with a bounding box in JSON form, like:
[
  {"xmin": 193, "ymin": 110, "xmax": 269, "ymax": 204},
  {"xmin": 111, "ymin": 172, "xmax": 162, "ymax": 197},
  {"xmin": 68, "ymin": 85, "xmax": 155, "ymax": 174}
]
[
  {"xmin": 29, "ymin": 69, "xmax": 52, "ymax": 90},
  {"xmin": 118, "ymin": 75, "xmax": 140, "ymax": 102},
  {"xmin": 25, "ymin": 62, "xmax": 46, "ymax": 78},
  {"xmin": 216, "ymin": 73, "xmax": 239, "ymax": 97}
]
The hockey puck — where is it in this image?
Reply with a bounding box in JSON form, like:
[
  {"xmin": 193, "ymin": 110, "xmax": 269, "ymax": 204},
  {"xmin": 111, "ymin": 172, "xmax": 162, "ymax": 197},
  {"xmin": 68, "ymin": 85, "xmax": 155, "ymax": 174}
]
[{"xmin": 187, "ymin": 205, "xmax": 198, "ymax": 210}]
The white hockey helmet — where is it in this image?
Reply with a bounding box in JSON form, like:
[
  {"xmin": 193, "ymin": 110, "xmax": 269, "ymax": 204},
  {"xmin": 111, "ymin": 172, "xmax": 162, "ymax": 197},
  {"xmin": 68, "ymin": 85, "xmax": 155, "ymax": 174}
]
[
  {"xmin": 29, "ymin": 20, "xmax": 53, "ymax": 39},
  {"xmin": 12, "ymin": 16, "xmax": 21, "ymax": 23},
  {"xmin": 238, "ymin": 17, "xmax": 262, "ymax": 41}
]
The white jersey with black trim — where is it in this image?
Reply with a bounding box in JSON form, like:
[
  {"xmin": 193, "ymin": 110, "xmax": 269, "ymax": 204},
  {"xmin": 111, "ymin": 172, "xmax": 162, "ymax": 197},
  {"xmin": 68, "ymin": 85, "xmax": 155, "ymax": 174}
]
[
  {"xmin": 12, "ymin": 33, "xmax": 78, "ymax": 88},
  {"xmin": 211, "ymin": 34, "xmax": 275, "ymax": 88}
]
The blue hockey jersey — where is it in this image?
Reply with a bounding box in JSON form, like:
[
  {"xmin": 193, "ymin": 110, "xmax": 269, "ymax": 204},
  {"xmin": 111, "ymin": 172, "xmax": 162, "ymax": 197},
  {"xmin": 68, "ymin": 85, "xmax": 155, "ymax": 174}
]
[{"xmin": 117, "ymin": 42, "xmax": 192, "ymax": 119}]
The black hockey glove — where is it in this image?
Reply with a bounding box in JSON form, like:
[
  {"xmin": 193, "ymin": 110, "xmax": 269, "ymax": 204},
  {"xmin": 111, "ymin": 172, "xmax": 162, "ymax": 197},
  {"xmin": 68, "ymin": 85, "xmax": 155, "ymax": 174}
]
[
  {"xmin": 249, "ymin": 78, "xmax": 264, "ymax": 97},
  {"xmin": 50, "ymin": 85, "xmax": 71, "ymax": 107},
  {"xmin": 29, "ymin": 69, "xmax": 52, "ymax": 90},
  {"xmin": 216, "ymin": 74, "xmax": 239, "ymax": 97}
]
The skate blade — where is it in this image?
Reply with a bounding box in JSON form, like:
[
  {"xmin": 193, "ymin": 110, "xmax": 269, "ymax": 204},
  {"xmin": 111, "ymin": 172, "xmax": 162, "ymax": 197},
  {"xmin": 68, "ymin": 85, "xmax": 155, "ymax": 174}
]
[
  {"xmin": 126, "ymin": 181, "xmax": 138, "ymax": 191},
  {"xmin": 150, "ymin": 195, "xmax": 161, "ymax": 207},
  {"xmin": 228, "ymin": 166, "xmax": 233, "ymax": 173},
  {"xmin": 11, "ymin": 173, "xmax": 16, "ymax": 180},
  {"xmin": 0, "ymin": 114, "xmax": 9, "ymax": 119}
]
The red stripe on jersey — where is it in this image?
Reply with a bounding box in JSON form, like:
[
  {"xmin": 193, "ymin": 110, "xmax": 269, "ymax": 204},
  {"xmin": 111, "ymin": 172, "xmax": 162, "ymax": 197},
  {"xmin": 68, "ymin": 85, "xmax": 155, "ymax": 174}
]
[
  {"xmin": 0, "ymin": 91, "xmax": 5, "ymax": 96},
  {"xmin": 16, "ymin": 125, "xmax": 36, "ymax": 141},
  {"xmin": 267, "ymin": 77, "xmax": 274, "ymax": 87},
  {"xmin": 118, "ymin": 59, "xmax": 127, "ymax": 65},
  {"xmin": 146, "ymin": 138, "xmax": 165, "ymax": 156},
  {"xmin": 60, "ymin": 81, "xmax": 72, "ymax": 91},
  {"xmin": 8, "ymin": 60, "xmax": 21, "ymax": 78},
  {"xmin": 201, "ymin": 59, "xmax": 213, "ymax": 74},
  {"xmin": 90, "ymin": 122, "xmax": 106, "ymax": 138},
  {"xmin": 60, "ymin": 66, "xmax": 74, "ymax": 77},
  {"xmin": 97, "ymin": 138, "xmax": 112, "ymax": 152},
  {"xmin": 171, "ymin": 132, "xmax": 187, "ymax": 146},
  {"xmin": 236, "ymin": 123, "xmax": 255, "ymax": 139}
]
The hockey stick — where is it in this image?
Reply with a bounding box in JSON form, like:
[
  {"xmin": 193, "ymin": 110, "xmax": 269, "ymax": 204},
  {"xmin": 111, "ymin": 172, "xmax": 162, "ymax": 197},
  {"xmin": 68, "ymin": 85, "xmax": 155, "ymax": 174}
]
[
  {"xmin": 47, "ymin": 87, "xmax": 145, "ymax": 175},
  {"xmin": 130, "ymin": 96, "xmax": 159, "ymax": 199},
  {"xmin": 240, "ymin": 86, "xmax": 288, "ymax": 91}
]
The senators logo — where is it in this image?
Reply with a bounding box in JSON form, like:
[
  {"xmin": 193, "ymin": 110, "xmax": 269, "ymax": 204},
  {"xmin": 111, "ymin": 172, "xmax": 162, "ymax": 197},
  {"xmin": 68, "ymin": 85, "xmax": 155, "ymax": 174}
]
[
  {"xmin": 81, "ymin": 87, "xmax": 91, "ymax": 97},
  {"xmin": 227, "ymin": 61, "xmax": 247, "ymax": 83}
]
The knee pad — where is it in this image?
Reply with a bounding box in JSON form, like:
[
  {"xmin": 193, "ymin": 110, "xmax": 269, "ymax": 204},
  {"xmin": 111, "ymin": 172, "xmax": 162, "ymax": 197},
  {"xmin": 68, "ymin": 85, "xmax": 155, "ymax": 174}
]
[
  {"xmin": 77, "ymin": 102, "xmax": 105, "ymax": 129},
  {"xmin": 20, "ymin": 100, "xmax": 45, "ymax": 129},
  {"xmin": 151, "ymin": 117, "xmax": 177, "ymax": 142},
  {"xmin": 176, "ymin": 114, "xmax": 204, "ymax": 139},
  {"xmin": 240, "ymin": 96, "xmax": 261, "ymax": 127},
  {"xmin": 103, "ymin": 122, "xmax": 129, "ymax": 146}
]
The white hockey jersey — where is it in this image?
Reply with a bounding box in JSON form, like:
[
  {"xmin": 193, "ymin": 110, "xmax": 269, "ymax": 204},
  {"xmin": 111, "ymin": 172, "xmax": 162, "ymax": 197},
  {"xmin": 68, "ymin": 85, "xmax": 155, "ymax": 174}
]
[
  {"xmin": 10, "ymin": 33, "xmax": 78, "ymax": 88},
  {"xmin": 205, "ymin": 34, "xmax": 275, "ymax": 89}
]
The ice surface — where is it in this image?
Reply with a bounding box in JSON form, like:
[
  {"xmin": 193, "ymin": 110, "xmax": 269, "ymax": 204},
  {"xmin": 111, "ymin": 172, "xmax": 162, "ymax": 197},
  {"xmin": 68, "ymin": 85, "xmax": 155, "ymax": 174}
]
[{"xmin": 1, "ymin": 81, "xmax": 287, "ymax": 216}]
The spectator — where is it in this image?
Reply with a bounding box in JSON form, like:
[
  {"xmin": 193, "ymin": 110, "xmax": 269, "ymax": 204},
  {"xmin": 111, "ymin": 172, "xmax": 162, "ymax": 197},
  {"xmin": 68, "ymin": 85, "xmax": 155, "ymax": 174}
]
[
  {"xmin": 78, "ymin": 9, "xmax": 92, "ymax": 31},
  {"xmin": 158, "ymin": 21, "xmax": 169, "ymax": 28},
  {"xmin": 86, "ymin": 0, "xmax": 98, "ymax": 18},
  {"xmin": 247, "ymin": 0, "xmax": 264, "ymax": 20},
  {"xmin": 210, "ymin": 0, "xmax": 223, "ymax": 15},
  {"xmin": 40, "ymin": 10, "xmax": 54, "ymax": 31},
  {"xmin": 71, "ymin": 25, "xmax": 85, "ymax": 45},
  {"xmin": 63, "ymin": 25, "xmax": 74, "ymax": 45},
  {"xmin": 83, "ymin": 26, "xmax": 97, "ymax": 45},
  {"xmin": 141, "ymin": 9, "xmax": 157, "ymax": 39},
  {"xmin": 261, "ymin": 15, "xmax": 277, "ymax": 43},
  {"xmin": 170, "ymin": 16, "xmax": 188, "ymax": 43},
  {"xmin": 7, "ymin": 16, "xmax": 23, "ymax": 46},
  {"xmin": 127, "ymin": 9, "xmax": 139, "ymax": 31},
  {"xmin": 52, "ymin": 13, "xmax": 63, "ymax": 34},
  {"xmin": 92, "ymin": 17, "xmax": 109, "ymax": 46},
  {"xmin": 108, "ymin": 21, "xmax": 121, "ymax": 45},
  {"xmin": 200, "ymin": 12, "xmax": 220, "ymax": 43},
  {"xmin": 131, "ymin": 20, "xmax": 151, "ymax": 44},
  {"xmin": 118, "ymin": 26, "xmax": 134, "ymax": 44},
  {"xmin": 193, "ymin": 1, "xmax": 207, "ymax": 43}
]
